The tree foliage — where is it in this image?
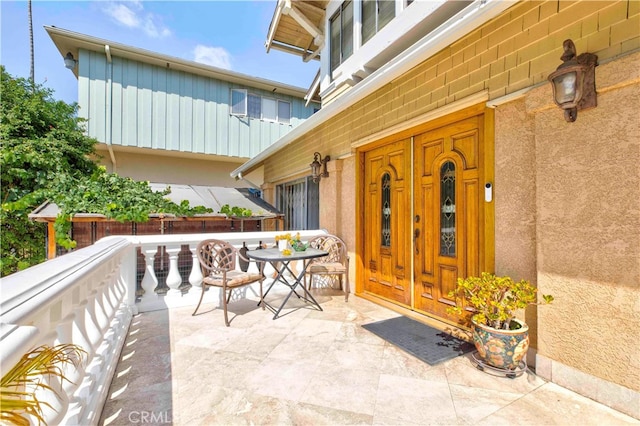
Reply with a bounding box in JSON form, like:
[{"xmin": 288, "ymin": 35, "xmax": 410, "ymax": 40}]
[{"xmin": 1, "ymin": 67, "xmax": 211, "ymax": 276}]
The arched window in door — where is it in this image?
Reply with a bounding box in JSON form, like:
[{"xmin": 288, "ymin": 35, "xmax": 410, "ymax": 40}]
[
  {"xmin": 440, "ymin": 161, "xmax": 456, "ymax": 256},
  {"xmin": 381, "ymin": 172, "xmax": 391, "ymax": 247}
]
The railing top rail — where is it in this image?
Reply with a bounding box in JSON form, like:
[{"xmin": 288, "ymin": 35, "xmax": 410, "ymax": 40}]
[
  {"xmin": 128, "ymin": 229, "xmax": 328, "ymax": 247},
  {"xmin": 0, "ymin": 237, "xmax": 132, "ymax": 324}
]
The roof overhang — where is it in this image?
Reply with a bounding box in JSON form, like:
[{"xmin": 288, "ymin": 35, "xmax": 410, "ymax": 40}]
[
  {"xmin": 45, "ymin": 26, "xmax": 308, "ymax": 98},
  {"xmin": 29, "ymin": 184, "xmax": 283, "ymax": 222},
  {"xmin": 232, "ymin": 0, "xmax": 516, "ymax": 178},
  {"xmin": 265, "ymin": 0, "xmax": 326, "ymax": 62}
]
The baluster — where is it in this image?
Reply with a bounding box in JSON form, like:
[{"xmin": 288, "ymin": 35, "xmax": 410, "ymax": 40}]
[
  {"xmin": 28, "ymin": 330, "xmax": 68, "ymax": 425},
  {"xmin": 165, "ymin": 246, "xmax": 182, "ymax": 295},
  {"xmin": 91, "ymin": 276, "xmax": 110, "ymax": 335},
  {"xmin": 140, "ymin": 248, "xmax": 159, "ymax": 302},
  {"xmin": 81, "ymin": 295, "xmax": 102, "ymax": 355},
  {"xmin": 55, "ymin": 314, "xmax": 84, "ymax": 421},
  {"xmin": 188, "ymin": 244, "xmax": 203, "ymax": 292}
]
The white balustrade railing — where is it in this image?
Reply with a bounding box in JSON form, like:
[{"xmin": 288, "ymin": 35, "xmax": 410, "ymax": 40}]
[{"xmin": 0, "ymin": 229, "xmax": 326, "ymax": 425}]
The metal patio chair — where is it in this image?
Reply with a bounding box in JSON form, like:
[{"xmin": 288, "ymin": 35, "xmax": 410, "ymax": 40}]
[
  {"xmin": 192, "ymin": 239, "xmax": 264, "ymax": 326},
  {"xmin": 305, "ymin": 234, "xmax": 350, "ymax": 302}
]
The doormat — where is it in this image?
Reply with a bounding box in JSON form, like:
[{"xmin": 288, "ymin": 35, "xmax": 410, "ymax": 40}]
[{"xmin": 362, "ymin": 316, "xmax": 474, "ymax": 366}]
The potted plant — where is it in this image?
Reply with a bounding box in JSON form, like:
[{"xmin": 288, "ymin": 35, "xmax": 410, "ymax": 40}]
[{"xmin": 448, "ymin": 272, "xmax": 553, "ymax": 371}]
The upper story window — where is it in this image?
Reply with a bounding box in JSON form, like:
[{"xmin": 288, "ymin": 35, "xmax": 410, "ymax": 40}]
[
  {"xmin": 231, "ymin": 89, "xmax": 247, "ymax": 115},
  {"xmin": 362, "ymin": 0, "xmax": 395, "ymax": 45},
  {"xmin": 330, "ymin": 1, "xmax": 353, "ymax": 73},
  {"xmin": 248, "ymin": 94, "xmax": 261, "ymax": 119},
  {"xmin": 231, "ymin": 89, "xmax": 291, "ymax": 124}
]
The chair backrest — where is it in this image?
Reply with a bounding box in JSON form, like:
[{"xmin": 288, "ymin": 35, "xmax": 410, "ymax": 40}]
[
  {"xmin": 308, "ymin": 234, "xmax": 347, "ymax": 264},
  {"xmin": 197, "ymin": 239, "xmax": 236, "ymax": 274}
]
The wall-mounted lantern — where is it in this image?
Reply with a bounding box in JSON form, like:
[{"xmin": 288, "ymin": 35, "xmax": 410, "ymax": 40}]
[
  {"xmin": 64, "ymin": 52, "xmax": 77, "ymax": 70},
  {"xmin": 310, "ymin": 152, "xmax": 330, "ymax": 183},
  {"xmin": 547, "ymin": 39, "xmax": 598, "ymax": 122}
]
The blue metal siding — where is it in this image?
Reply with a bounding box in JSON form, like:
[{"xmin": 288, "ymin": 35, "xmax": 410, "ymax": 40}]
[{"xmin": 79, "ymin": 49, "xmax": 316, "ymax": 159}]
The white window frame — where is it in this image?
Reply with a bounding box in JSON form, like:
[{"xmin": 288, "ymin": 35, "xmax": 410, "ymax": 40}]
[
  {"xmin": 330, "ymin": 0, "xmax": 354, "ymax": 74},
  {"xmin": 230, "ymin": 90, "xmax": 292, "ymax": 124},
  {"xmin": 230, "ymin": 89, "xmax": 247, "ymax": 116},
  {"xmin": 362, "ymin": 0, "xmax": 395, "ymax": 46},
  {"xmin": 261, "ymin": 97, "xmax": 277, "ymax": 122},
  {"xmin": 277, "ymin": 100, "xmax": 291, "ymax": 124},
  {"xmin": 248, "ymin": 93, "xmax": 261, "ymax": 119}
]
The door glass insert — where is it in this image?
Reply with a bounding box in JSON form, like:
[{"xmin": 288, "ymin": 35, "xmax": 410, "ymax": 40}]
[
  {"xmin": 381, "ymin": 172, "xmax": 391, "ymax": 247},
  {"xmin": 440, "ymin": 161, "xmax": 455, "ymax": 256}
]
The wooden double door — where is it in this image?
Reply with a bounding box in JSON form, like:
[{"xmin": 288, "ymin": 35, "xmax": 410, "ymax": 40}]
[{"xmin": 361, "ymin": 113, "xmax": 491, "ymax": 323}]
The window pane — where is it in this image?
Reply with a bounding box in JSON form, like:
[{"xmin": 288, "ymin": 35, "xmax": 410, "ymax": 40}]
[
  {"xmin": 330, "ymin": 13, "xmax": 340, "ymax": 72},
  {"xmin": 381, "ymin": 173, "xmax": 391, "ymax": 247},
  {"xmin": 342, "ymin": 1, "xmax": 353, "ymax": 61},
  {"xmin": 231, "ymin": 89, "xmax": 246, "ymax": 115},
  {"xmin": 378, "ymin": 0, "xmax": 395, "ymax": 30},
  {"xmin": 277, "ymin": 178, "xmax": 319, "ymax": 230},
  {"xmin": 248, "ymin": 94, "xmax": 261, "ymax": 119},
  {"xmin": 440, "ymin": 161, "xmax": 456, "ymax": 257},
  {"xmin": 362, "ymin": 0, "xmax": 376, "ymax": 45},
  {"xmin": 278, "ymin": 101, "xmax": 291, "ymax": 124},
  {"xmin": 262, "ymin": 98, "xmax": 277, "ymax": 121}
]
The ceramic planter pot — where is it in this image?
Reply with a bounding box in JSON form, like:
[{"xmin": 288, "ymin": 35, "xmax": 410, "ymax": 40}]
[{"xmin": 471, "ymin": 316, "xmax": 529, "ymax": 370}]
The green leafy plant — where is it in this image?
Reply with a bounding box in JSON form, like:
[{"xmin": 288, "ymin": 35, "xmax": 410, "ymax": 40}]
[
  {"xmin": 219, "ymin": 204, "xmax": 252, "ymax": 218},
  {"xmin": 0, "ymin": 67, "xmax": 213, "ymax": 274},
  {"xmin": 48, "ymin": 169, "xmax": 213, "ymax": 249},
  {"xmin": 448, "ymin": 272, "xmax": 554, "ymax": 330},
  {"xmin": 1, "ymin": 344, "xmax": 85, "ymax": 425}
]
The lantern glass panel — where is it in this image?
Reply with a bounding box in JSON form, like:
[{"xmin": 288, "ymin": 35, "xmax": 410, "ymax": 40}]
[{"xmin": 553, "ymin": 71, "xmax": 577, "ymax": 105}]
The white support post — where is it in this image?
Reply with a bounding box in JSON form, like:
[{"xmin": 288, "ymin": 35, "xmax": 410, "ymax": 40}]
[
  {"xmin": 140, "ymin": 248, "xmax": 159, "ymax": 301},
  {"xmin": 189, "ymin": 244, "xmax": 203, "ymax": 290},
  {"xmin": 165, "ymin": 247, "xmax": 183, "ymax": 295}
]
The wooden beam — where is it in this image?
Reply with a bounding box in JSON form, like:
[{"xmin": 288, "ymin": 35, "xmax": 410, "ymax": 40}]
[{"xmin": 284, "ymin": 3, "xmax": 323, "ymax": 42}]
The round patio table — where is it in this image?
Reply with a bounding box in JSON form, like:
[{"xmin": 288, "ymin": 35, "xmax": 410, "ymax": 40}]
[{"xmin": 246, "ymin": 247, "xmax": 328, "ymax": 319}]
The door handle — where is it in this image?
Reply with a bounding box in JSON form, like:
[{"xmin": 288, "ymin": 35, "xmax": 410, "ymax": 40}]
[{"xmin": 414, "ymin": 228, "xmax": 420, "ymax": 254}]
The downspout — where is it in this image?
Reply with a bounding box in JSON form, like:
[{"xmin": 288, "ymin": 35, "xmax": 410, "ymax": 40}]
[{"xmin": 105, "ymin": 45, "xmax": 117, "ymax": 172}]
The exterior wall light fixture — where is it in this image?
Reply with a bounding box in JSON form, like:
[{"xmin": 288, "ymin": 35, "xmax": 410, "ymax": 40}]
[
  {"xmin": 310, "ymin": 152, "xmax": 330, "ymax": 183},
  {"xmin": 548, "ymin": 39, "xmax": 598, "ymax": 122},
  {"xmin": 64, "ymin": 52, "xmax": 77, "ymax": 70}
]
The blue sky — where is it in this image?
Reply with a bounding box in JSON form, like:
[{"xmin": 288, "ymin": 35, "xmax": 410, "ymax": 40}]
[{"xmin": 1, "ymin": 1, "xmax": 319, "ymax": 105}]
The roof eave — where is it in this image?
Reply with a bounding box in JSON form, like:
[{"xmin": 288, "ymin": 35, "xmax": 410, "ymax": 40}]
[
  {"xmin": 45, "ymin": 25, "xmax": 309, "ymax": 98},
  {"xmin": 231, "ymin": 0, "xmax": 515, "ymax": 178}
]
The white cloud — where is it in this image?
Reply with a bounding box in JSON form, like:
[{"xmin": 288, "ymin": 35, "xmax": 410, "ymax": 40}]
[
  {"xmin": 193, "ymin": 45, "xmax": 232, "ymax": 70},
  {"xmin": 102, "ymin": 1, "xmax": 171, "ymax": 38},
  {"xmin": 104, "ymin": 2, "xmax": 140, "ymax": 28}
]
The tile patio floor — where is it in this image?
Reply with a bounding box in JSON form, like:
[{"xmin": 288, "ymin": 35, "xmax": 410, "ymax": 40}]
[{"xmin": 100, "ymin": 287, "xmax": 638, "ymax": 425}]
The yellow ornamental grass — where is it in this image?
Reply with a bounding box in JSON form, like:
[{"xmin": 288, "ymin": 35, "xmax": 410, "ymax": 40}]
[{"xmin": 1, "ymin": 344, "xmax": 85, "ymax": 425}]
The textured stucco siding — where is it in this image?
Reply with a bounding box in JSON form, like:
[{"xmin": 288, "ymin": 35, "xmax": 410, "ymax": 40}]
[
  {"xmin": 495, "ymin": 49, "xmax": 640, "ymax": 393},
  {"xmin": 93, "ymin": 148, "xmax": 264, "ymax": 189},
  {"xmin": 528, "ymin": 52, "xmax": 639, "ymax": 392},
  {"xmin": 258, "ymin": 0, "xmax": 640, "ymax": 397}
]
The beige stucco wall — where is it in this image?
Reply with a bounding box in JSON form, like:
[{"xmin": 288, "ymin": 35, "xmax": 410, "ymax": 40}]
[
  {"xmin": 257, "ymin": 0, "xmax": 640, "ymax": 402},
  {"xmin": 524, "ymin": 51, "xmax": 638, "ymax": 392},
  {"xmin": 95, "ymin": 148, "xmax": 263, "ymax": 188},
  {"xmin": 494, "ymin": 98, "xmax": 540, "ymax": 347}
]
